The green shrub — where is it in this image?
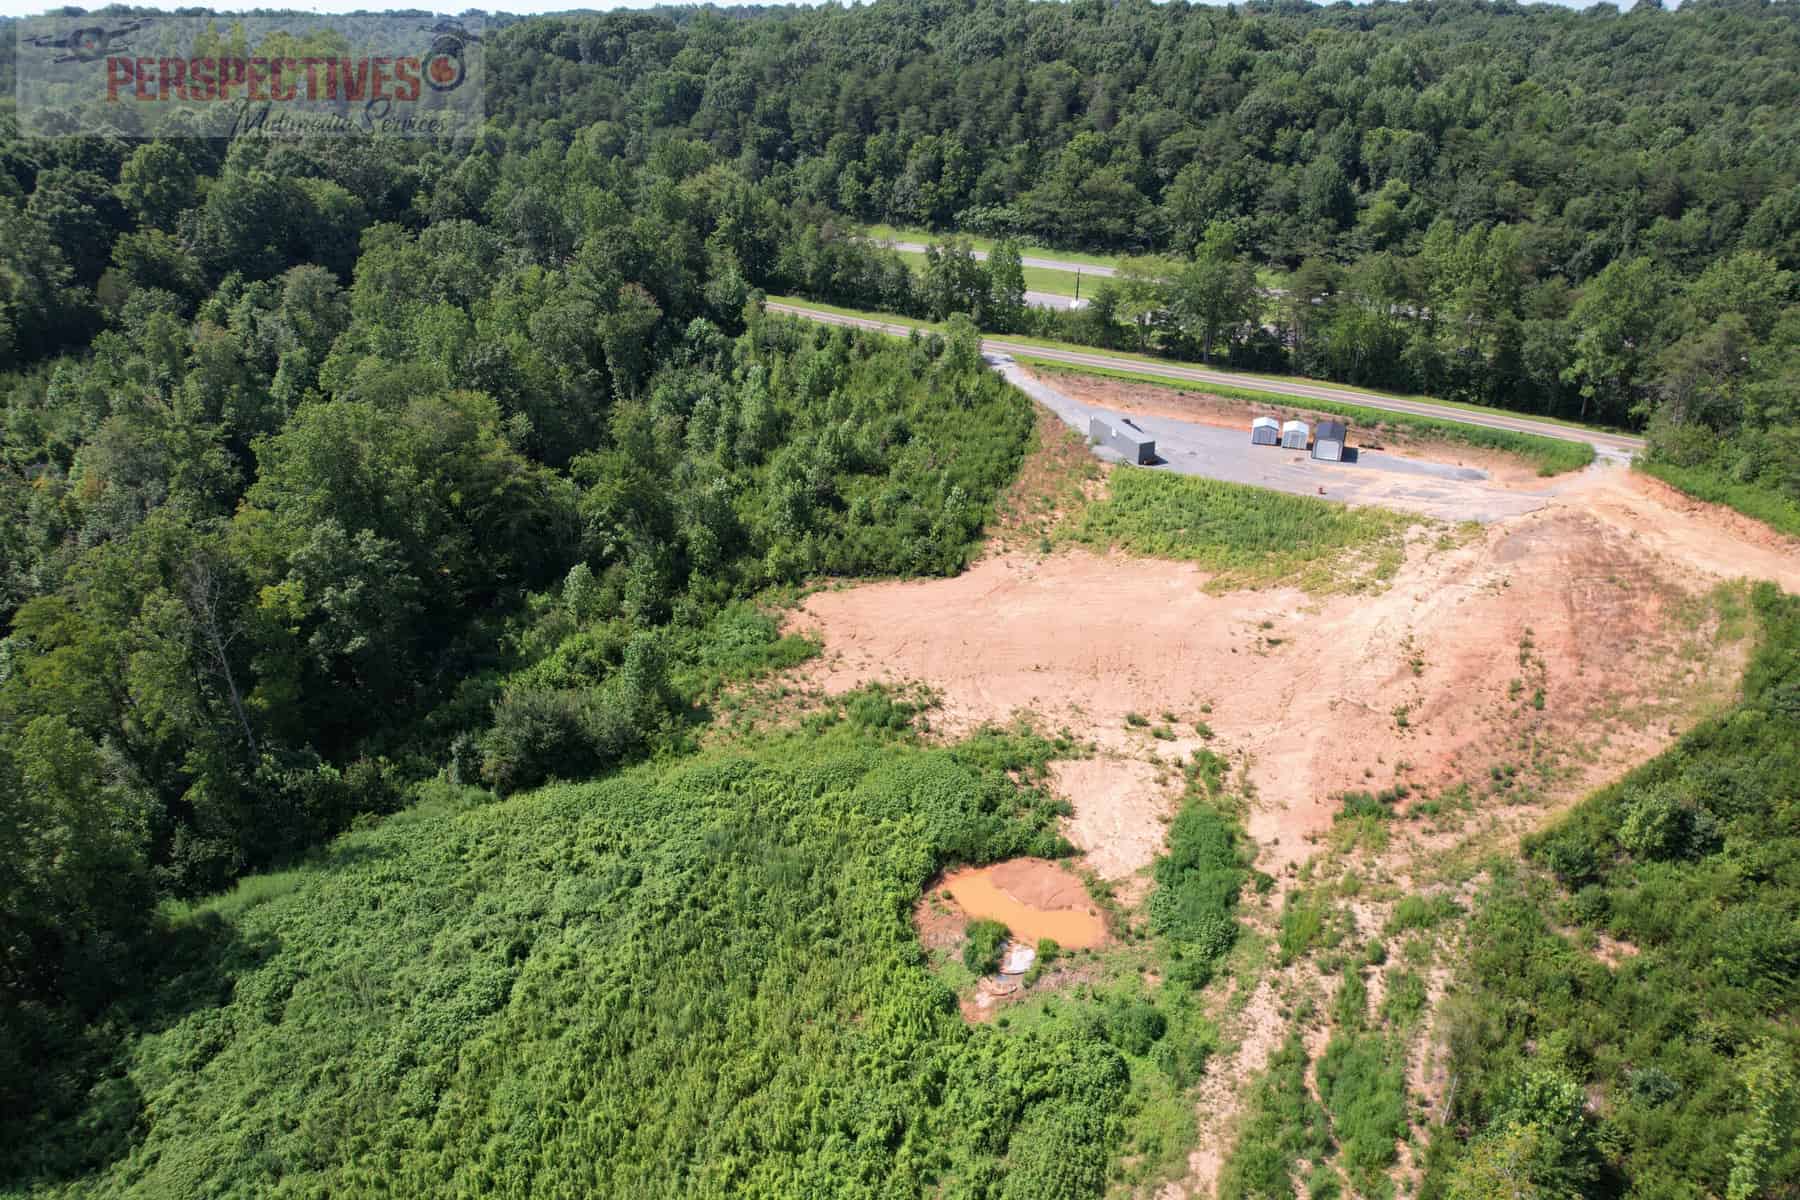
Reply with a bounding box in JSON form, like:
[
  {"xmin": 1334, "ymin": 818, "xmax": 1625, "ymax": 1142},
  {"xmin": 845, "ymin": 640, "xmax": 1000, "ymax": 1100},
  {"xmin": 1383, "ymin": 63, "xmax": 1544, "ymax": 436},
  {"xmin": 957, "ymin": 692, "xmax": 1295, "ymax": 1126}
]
[
  {"xmin": 1381, "ymin": 970, "xmax": 1427, "ymax": 1026},
  {"xmin": 1318, "ymin": 1030, "xmax": 1408, "ymax": 1192},
  {"xmin": 1218, "ymin": 1035, "xmax": 1331, "ymax": 1200},
  {"xmin": 963, "ymin": 918, "xmax": 1010, "ymax": 975},
  {"xmin": 1102, "ymin": 1000, "xmax": 1169, "ymax": 1056},
  {"xmin": 1278, "ymin": 890, "xmax": 1330, "ymax": 964},
  {"xmin": 1149, "ymin": 802, "xmax": 1247, "ymax": 987},
  {"xmin": 1386, "ymin": 893, "xmax": 1460, "ymax": 935}
]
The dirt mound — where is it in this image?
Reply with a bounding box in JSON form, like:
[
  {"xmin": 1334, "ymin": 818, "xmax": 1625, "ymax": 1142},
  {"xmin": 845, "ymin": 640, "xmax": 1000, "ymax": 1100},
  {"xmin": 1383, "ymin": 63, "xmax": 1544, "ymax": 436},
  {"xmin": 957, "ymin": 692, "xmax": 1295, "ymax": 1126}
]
[
  {"xmin": 985, "ymin": 857, "xmax": 1092, "ymax": 910},
  {"xmin": 1051, "ymin": 756, "xmax": 1180, "ymax": 883}
]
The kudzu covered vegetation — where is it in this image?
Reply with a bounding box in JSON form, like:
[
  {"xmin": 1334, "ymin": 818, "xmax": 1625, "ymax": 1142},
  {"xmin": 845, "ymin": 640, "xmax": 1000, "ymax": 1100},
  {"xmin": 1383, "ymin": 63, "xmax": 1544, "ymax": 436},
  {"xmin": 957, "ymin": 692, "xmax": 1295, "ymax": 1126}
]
[{"xmin": 3, "ymin": 729, "xmax": 1148, "ymax": 1197}]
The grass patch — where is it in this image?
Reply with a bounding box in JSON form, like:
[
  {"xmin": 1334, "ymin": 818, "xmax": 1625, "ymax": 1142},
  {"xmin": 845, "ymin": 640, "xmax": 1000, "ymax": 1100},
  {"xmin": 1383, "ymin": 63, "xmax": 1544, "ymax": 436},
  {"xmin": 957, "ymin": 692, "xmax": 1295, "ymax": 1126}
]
[
  {"xmin": 1386, "ymin": 892, "xmax": 1461, "ymax": 935},
  {"xmin": 891, "ymin": 245, "xmax": 1089, "ymax": 298},
  {"xmin": 1023, "ymin": 359, "xmax": 1599, "ymax": 476},
  {"xmin": 1277, "ymin": 888, "xmax": 1336, "ymax": 965},
  {"xmin": 1635, "ymin": 459, "xmax": 1800, "ymax": 539},
  {"xmin": 1068, "ymin": 467, "xmax": 1415, "ymax": 593}
]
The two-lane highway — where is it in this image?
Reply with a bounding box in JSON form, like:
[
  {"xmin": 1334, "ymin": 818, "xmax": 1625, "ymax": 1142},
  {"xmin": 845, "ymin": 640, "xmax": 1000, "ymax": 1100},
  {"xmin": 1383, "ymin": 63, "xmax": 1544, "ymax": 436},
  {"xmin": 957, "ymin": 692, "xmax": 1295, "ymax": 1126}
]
[{"xmin": 766, "ymin": 300, "xmax": 1645, "ymax": 460}]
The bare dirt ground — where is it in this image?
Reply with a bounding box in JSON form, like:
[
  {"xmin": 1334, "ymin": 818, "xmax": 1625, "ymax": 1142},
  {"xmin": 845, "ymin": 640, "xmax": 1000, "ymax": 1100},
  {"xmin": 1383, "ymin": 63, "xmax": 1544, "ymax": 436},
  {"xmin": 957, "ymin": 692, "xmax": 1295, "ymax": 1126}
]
[
  {"xmin": 1051, "ymin": 756, "xmax": 1181, "ymax": 885},
  {"xmin": 791, "ymin": 458, "xmax": 1779, "ymax": 877}
]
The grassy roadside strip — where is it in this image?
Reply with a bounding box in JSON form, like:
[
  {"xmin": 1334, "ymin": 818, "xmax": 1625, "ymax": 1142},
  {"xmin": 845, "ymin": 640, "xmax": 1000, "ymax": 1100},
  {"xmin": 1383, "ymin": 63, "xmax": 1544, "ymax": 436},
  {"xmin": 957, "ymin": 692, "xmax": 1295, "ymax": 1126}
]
[
  {"xmin": 764, "ymin": 295, "xmax": 1623, "ymax": 444},
  {"xmin": 1020, "ymin": 358, "xmax": 1596, "ymax": 477},
  {"xmin": 888, "ymin": 247, "xmax": 1088, "ymax": 297},
  {"xmin": 1634, "ymin": 459, "xmax": 1800, "ymax": 540},
  {"xmin": 864, "ymin": 222, "xmax": 1122, "ymax": 269}
]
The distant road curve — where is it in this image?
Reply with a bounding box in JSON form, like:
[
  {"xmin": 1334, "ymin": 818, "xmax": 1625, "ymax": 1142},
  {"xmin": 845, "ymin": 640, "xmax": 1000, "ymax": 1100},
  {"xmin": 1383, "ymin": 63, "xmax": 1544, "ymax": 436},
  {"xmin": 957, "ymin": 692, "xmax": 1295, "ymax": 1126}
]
[
  {"xmin": 881, "ymin": 239, "xmax": 1118, "ymax": 279},
  {"xmin": 766, "ymin": 300, "xmax": 1645, "ymax": 459}
]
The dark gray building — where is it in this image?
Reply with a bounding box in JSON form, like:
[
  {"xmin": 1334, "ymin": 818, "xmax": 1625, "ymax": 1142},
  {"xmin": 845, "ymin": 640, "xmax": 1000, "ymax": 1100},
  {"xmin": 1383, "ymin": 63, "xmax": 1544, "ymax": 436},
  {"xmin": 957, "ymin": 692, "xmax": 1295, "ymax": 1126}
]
[
  {"xmin": 1312, "ymin": 420, "xmax": 1348, "ymax": 462},
  {"xmin": 1089, "ymin": 415, "xmax": 1156, "ymax": 465}
]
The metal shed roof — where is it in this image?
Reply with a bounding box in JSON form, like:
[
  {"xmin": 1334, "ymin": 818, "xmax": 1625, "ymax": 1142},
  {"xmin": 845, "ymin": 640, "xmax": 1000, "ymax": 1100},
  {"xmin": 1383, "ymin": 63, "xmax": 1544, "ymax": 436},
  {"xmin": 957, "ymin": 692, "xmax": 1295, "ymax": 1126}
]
[
  {"xmin": 1315, "ymin": 420, "xmax": 1348, "ymax": 440},
  {"xmin": 1251, "ymin": 417, "xmax": 1279, "ymax": 429},
  {"xmin": 1281, "ymin": 420, "xmax": 1309, "ymax": 433}
]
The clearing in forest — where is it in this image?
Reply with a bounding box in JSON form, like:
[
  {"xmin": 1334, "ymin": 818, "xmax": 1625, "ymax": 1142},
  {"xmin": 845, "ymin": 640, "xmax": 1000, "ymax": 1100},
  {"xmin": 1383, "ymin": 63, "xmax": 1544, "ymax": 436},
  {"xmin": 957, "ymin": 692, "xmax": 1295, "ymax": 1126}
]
[{"xmin": 787, "ymin": 384, "xmax": 1799, "ymax": 1197}]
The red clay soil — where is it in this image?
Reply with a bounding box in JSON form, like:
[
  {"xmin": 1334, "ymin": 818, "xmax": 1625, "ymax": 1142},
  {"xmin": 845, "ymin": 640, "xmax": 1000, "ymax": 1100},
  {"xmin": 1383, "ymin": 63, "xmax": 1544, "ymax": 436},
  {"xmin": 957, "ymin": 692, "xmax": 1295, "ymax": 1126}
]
[{"xmin": 792, "ymin": 460, "xmax": 1791, "ymax": 877}]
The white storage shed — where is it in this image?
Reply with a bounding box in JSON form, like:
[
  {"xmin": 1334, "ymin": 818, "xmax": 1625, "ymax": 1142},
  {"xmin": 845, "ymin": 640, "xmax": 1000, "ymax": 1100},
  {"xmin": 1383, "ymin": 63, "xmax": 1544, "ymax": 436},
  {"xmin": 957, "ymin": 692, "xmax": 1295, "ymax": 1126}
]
[
  {"xmin": 1281, "ymin": 420, "xmax": 1310, "ymax": 450},
  {"xmin": 1250, "ymin": 416, "xmax": 1280, "ymax": 446}
]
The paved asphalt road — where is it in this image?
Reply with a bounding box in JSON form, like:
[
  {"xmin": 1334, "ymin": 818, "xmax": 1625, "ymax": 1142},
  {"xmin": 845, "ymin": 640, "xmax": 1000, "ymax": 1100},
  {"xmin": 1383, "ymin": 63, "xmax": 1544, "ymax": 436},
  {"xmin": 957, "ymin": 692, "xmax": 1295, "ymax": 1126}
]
[
  {"xmin": 765, "ymin": 300, "xmax": 1644, "ymax": 460},
  {"xmin": 1023, "ymin": 290, "xmax": 1090, "ymax": 311},
  {"xmin": 881, "ymin": 239, "xmax": 1118, "ymax": 279}
]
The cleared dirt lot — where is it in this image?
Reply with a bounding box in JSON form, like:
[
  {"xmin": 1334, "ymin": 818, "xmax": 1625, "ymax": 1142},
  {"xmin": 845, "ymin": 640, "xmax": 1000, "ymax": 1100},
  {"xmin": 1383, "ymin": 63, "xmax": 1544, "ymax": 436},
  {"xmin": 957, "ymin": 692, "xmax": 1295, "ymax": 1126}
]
[
  {"xmin": 792, "ymin": 435, "xmax": 1797, "ymax": 878},
  {"xmin": 796, "ymin": 390, "xmax": 1797, "ymax": 1199}
]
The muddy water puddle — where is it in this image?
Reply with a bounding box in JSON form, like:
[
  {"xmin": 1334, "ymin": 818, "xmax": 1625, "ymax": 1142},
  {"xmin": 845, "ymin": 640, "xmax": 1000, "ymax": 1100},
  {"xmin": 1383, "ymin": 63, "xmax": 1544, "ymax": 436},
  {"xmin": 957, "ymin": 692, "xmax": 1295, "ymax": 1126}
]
[{"xmin": 940, "ymin": 858, "xmax": 1107, "ymax": 948}]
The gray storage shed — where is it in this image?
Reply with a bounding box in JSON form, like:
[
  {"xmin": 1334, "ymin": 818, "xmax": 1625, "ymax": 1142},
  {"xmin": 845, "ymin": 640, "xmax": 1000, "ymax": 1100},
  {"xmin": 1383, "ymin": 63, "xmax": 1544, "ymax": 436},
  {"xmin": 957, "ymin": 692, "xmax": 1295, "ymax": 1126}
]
[
  {"xmin": 1281, "ymin": 419, "xmax": 1310, "ymax": 450},
  {"xmin": 1250, "ymin": 416, "xmax": 1280, "ymax": 446},
  {"xmin": 1089, "ymin": 415, "xmax": 1156, "ymax": 465},
  {"xmin": 1312, "ymin": 420, "xmax": 1348, "ymax": 462}
]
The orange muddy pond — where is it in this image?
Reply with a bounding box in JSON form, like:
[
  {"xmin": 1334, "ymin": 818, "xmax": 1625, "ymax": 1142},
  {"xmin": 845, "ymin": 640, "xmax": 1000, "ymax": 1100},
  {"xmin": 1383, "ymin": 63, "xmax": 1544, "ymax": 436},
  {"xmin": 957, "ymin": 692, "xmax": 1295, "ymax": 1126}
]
[{"xmin": 941, "ymin": 858, "xmax": 1107, "ymax": 948}]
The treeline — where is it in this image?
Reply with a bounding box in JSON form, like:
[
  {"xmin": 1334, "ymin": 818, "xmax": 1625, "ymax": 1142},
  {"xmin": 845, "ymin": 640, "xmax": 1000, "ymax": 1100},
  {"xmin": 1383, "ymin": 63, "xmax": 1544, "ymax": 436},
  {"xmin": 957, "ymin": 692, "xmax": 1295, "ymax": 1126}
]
[
  {"xmin": 0, "ymin": 105, "xmax": 1035, "ymax": 1154},
  {"xmin": 478, "ymin": 0, "xmax": 1798, "ymax": 496},
  {"xmin": 6, "ymin": 2, "xmax": 1800, "ymax": 509},
  {"xmin": 1432, "ymin": 583, "xmax": 1800, "ymax": 1199}
]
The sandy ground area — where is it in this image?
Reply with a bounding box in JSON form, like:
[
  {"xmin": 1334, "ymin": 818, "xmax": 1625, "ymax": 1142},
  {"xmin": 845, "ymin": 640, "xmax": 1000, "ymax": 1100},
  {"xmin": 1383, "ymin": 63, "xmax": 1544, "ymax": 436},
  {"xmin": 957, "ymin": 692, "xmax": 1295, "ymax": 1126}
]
[
  {"xmin": 1050, "ymin": 757, "xmax": 1180, "ymax": 883},
  {"xmin": 793, "ymin": 456, "xmax": 1795, "ymax": 879}
]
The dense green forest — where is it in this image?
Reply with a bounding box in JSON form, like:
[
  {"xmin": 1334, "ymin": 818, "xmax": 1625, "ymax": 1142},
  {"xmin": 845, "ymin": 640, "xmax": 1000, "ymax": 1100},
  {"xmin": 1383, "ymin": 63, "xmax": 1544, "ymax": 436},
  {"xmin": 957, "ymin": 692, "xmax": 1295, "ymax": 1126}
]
[
  {"xmin": 4, "ymin": 0, "xmax": 1800, "ymax": 524},
  {"xmin": 1, "ymin": 0, "xmax": 1798, "ymax": 1194},
  {"xmin": 469, "ymin": 0, "xmax": 1800, "ymax": 499},
  {"xmin": 0, "ymin": 78, "xmax": 1042, "ymax": 1167}
]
